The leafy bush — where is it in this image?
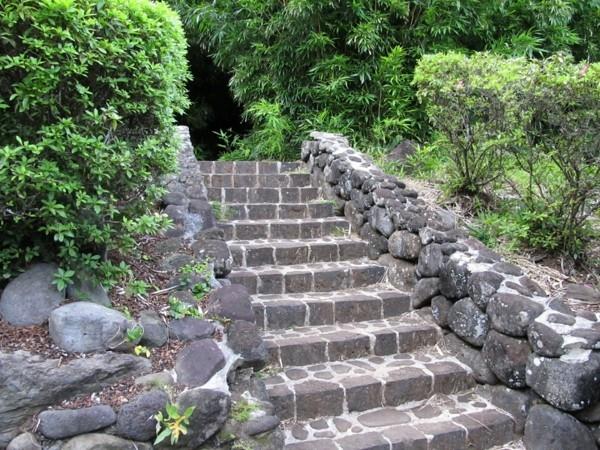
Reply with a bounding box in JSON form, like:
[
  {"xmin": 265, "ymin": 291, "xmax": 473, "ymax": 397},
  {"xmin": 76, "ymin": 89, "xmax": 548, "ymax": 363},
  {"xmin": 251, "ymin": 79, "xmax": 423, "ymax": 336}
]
[
  {"xmin": 415, "ymin": 52, "xmax": 600, "ymax": 256},
  {"xmin": 0, "ymin": 0, "xmax": 190, "ymax": 281},
  {"xmin": 170, "ymin": 0, "xmax": 600, "ymax": 159}
]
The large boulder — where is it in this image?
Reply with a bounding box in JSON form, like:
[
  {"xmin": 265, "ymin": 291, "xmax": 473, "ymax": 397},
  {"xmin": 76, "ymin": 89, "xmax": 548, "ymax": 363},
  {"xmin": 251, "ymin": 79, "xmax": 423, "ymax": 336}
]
[
  {"xmin": 6, "ymin": 432, "xmax": 41, "ymax": 450},
  {"xmin": 115, "ymin": 390, "xmax": 169, "ymax": 440},
  {"xmin": 139, "ymin": 310, "xmax": 168, "ymax": 348},
  {"xmin": 171, "ymin": 388, "xmax": 231, "ymax": 448},
  {"xmin": 388, "ymin": 231, "xmax": 421, "ymax": 260},
  {"xmin": 431, "ymin": 295, "xmax": 453, "ymax": 328},
  {"xmin": 49, "ymin": 302, "xmax": 134, "ymax": 353},
  {"xmin": 482, "ymin": 330, "xmax": 531, "ymax": 388},
  {"xmin": 523, "ymin": 405, "xmax": 596, "ymax": 450},
  {"xmin": 206, "ymin": 285, "xmax": 254, "ymax": 322},
  {"xmin": 487, "ymin": 293, "xmax": 545, "ymax": 337},
  {"xmin": 526, "ymin": 351, "xmax": 600, "ymax": 411},
  {"xmin": 169, "ymin": 318, "xmax": 215, "ymax": 341},
  {"xmin": 467, "ymin": 271, "xmax": 504, "ymax": 311},
  {"xmin": 442, "ymin": 334, "xmax": 497, "ymax": 384},
  {"xmin": 191, "ymin": 239, "xmax": 232, "ymax": 278},
  {"xmin": 378, "ymin": 254, "xmax": 417, "ymax": 290},
  {"xmin": 411, "ymin": 277, "xmax": 440, "ymax": 308},
  {"xmin": 0, "ymin": 263, "xmax": 64, "ymax": 326},
  {"xmin": 227, "ymin": 320, "xmax": 267, "ymax": 367},
  {"xmin": 439, "ymin": 256, "xmax": 471, "ymax": 299},
  {"xmin": 447, "ymin": 297, "xmax": 489, "ymax": 347},
  {"xmin": 482, "ymin": 385, "xmax": 541, "ymax": 433},
  {"xmin": 38, "ymin": 406, "xmax": 116, "ymax": 439},
  {"xmin": 61, "ymin": 433, "xmax": 152, "ymax": 450},
  {"xmin": 416, "ymin": 243, "xmax": 443, "ymax": 277},
  {"xmin": 175, "ymin": 339, "xmax": 225, "ymax": 386},
  {"xmin": 66, "ymin": 275, "xmax": 110, "ymax": 307},
  {"xmin": 0, "ymin": 351, "xmax": 150, "ymax": 447}
]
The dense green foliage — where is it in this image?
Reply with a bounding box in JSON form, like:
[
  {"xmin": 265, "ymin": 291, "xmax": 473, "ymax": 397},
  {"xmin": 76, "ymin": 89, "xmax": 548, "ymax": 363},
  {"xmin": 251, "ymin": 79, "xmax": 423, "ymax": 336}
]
[
  {"xmin": 414, "ymin": 52, "xmax": 600, "ymax": 255},
  {"xmin": 171, "ymin": 0, "xmax": 600, "ymax": 159},
  {"xmin": 0, "ymin": 0, "xmax": 190, "ymax": 282}
]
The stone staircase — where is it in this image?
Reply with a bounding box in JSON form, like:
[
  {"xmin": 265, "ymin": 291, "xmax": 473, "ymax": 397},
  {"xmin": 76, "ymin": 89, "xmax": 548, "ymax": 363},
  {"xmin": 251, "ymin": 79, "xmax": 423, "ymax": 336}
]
[{"xmin": 200, "ymin": 161, "xmax": 518, "ymax": 450}]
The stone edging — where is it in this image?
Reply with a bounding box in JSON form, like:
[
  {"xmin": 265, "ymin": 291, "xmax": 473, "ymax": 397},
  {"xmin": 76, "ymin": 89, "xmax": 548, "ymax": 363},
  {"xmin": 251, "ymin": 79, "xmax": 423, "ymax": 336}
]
[{"xmin": 302, "ymin": 132, "xmax": 600, "ymax": 425}]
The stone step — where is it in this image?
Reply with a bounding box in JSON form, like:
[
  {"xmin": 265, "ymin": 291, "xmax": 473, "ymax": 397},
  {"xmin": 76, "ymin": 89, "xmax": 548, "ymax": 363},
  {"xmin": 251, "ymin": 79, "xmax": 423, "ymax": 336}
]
[
  {"xmin": 263, "ymin": 315, "xmax": 440, "ymax": 367},
  {"xmin": 252, "ymin": 286, "xmax": 411, "ymax": 329},
  {"xmin": 283, "ymin": 393, "xmax": 516, "ymax": 450},
  {"xmin": 199, "ymin": 160, "xmax": 305, "ymax": 175},
  {"xmin": 227, "ymin": 261, "xmax": 387, "ymax": 295},
  {"xmin": 202, "ymin": 172, "xmax": 312, "ymax": 188},
  {"xmin": 219, "ymin": 217, "xmax": 351, "ymax": 240},
  {"xmin": 266, "ymin": 351, "xmax": 474, "ymax": 421},
  {"xmin": 215, "ymin": 202, "xmax": 336, "ymax": 221},
  {"xmin": 207, "ymin": 187, "xmax": 319, "ymax": 203},
  {"xmin": 229, "ymin": 238, "xmax": 368, "ymax": 268}
]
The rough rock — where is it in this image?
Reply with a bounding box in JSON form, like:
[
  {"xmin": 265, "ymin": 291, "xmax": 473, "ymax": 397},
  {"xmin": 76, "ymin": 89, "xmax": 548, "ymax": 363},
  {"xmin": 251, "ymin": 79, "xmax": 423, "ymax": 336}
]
[
  {"xmin": 482, "ymin": 385, "xmax": 540, "ymax": 433},
  {"xmin": 565, "ymin": 284, "xmax": 600, "ymax": 303},
  {"xmin": 360, "ymin": 223, "xmax": 389, "ymax": 259},
  {"xmin": 134, "ymin": 371, "xmax": 175, "ymax": 388},
  {"xmin": 439, "ymin": 257, "xmax": 470, "ymax": 299},
  {"xmin": 482, "ymin": 330, "xmax": 531, "ymax": 388},
  {"xmin": 416, "ymin": 243, "xmax": 443, "ymax": 277},
  {"xmin": 169, "ymin": 318, "xmax": 215, "ymax": 341},
  {"xmin": 388, "ymin": 231, "xmax": 421, "ymax": 260},
  {"xmin": 0, "ymin": 351, "xmax": 150, "ymax": 447},
  {"xmin": 523, "ymin": 405, "xmax": 596, "ymax": 450},
  {"xmin": 6, "ymin": 433, "xmax": 41, "ymax": 450},
  {"xmin": 447, "ymin": 297, "xmax": 489, "ymax": 347},
  {"xmin": 60, "ymin": 433, "xmax": 152, "ymax": 450},
  {"xmin": 369, "ymin": 206, "xmax": 395, "ymax": 237},
  {"xmin": 38, "ymin": 406, "xmax": 116, "ymax": 439},
  {"xmin": 191, "ymin": 239, "xmax": 232, "ymax": 278},
  {"xmin": 411, "ymin": 277, "xmax": 440, "ymax": 308},
  {"xmin": 526, "ymin": 351, "xmax": 600, "ymax": 411},
  {"xmin": 206, "ymin": 285, "xmax": 254, "ymax": 322},
  {"xmin": 467, "ymin": 271, "xmax": 504, "ymax": 311},
  {"xmin": 442, "ymin": 334, "xmax": 497, "ymax": 384},
  {"xmin": 576, "ymin": 402, "xmax": 600, "ymax": 423},
  {"xmin": 227, "ymin": 320, "xmax": 267, "ymax": 367},
  {"xmin": 116, "ymin": 390, "xmax": 168, "ymax": 440},
  {"xmin": 431, "ymin": 295, "xmax": 453, "ymax": 328},
  {"xmin": 386, "ymin": 140, "xmax": 416, "ymax": 163},
  {"xmin": 379, "ymin": 254, "xmax": 417, "ymax": 290},
  {"xmin": 242, "ymin": 415, "xmax": 280, "ymax": 436},
  {"xmin": 175, "ymin": 339, "xmax": 225, "ymax": 386},
  {"xmin": 66, "ymin": 276, "xmax": 110, "ymax": 307},
  {"xmin": 172, "ymin": 388, "xmax": 231, "ymax": 447},
  {"xmin": 139, "ymin": 310, "xmax": 168, "ymax": 347},
  {"xmin": 49, "ymin": 302, "xmax": 134, "ymax": 353},
  {"xmin": 0, "ymin": 263, "xmax": 64, "ymax": 326},
  {"xmin": 528, "ymin": 320, "xmax": 565, "ymax": 357},
  {"xmin": 487, "ymin": 293, "xmax": 545, "ymax": 337}
]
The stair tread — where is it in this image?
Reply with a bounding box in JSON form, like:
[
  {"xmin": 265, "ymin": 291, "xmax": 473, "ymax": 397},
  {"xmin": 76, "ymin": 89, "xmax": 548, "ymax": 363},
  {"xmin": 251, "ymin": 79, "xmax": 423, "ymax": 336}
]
[
  {"xmin": 229, "ymin": 259, "xmax": 385, "ymax": 273},
  {"xmin": 252, "ymin": 285, "xmax": 409, "ymax": 303},
  {"xmin": 220, "ymin": 217, "xmax": 348, "ymax": 225},
  {"xmin": 283, "ymin": 392, "xmax": 516, "ymax": 450},
  {"xmin": 228, "ymin": 237, "xmax": 362, "ymax": 245}
]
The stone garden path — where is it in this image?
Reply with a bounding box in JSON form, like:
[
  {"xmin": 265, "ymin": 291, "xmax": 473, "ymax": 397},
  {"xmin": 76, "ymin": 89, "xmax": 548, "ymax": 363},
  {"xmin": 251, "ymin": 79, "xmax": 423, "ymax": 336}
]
[{"xmin": 199, "ymin": 161, "xmax": 518, "ymax": 450}]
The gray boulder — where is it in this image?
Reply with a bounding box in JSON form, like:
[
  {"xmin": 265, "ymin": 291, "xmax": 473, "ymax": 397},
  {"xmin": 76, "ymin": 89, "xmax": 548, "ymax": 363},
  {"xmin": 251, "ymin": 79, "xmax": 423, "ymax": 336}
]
[
  {"xmin": 487, "ymin": 293, "xmax": 545, "ymax": 337},
  {"xmin": 66, "ymin": 276, "xmax": 110, "ymax": 307},
  {"xmin": 526, "ymin": 351, "xmax": 600, "ymax": 411},
  {"xmin": 169, "ymin": 318, "xmax": 215, "ymax": 341},
  {"xmin": 431, "ymin": 295, "xmax": 452, "ymax": 328},
  {"xmin": 6, "ymin": 433, "xmax": 41, "ymax": 450},
  {"xmin": 38, "ymin": 406, "xmax": 116, "ymax": 439},
  {"xmin": 191, "ymin": 239, "xmax": 232, "ymax": 278},
  {"xmin": 175, "ymin": 339, "xmax": 225, "ymax": 386},
  {"xmin": 49, "ymin": 302, "xmax": 134, "ymax": 353},
  {"xmin": 467, "ymin": 271, "xmax": 504, "ymax": 311},
  {"xmin": 483, "ymin": 385, "xmax": 541, "ymax": 433},
  {"xmin": 139, "ymin": 310, "xmax": 168, "ymax": 347},
  {"xmin": 116, "ymin": 390, "xmax": 169, "ymax": 440},
  {"xmin": 524, "ymin": 405, "xmax": 596, "ymax": 450},
  {"xmin": 360, "ymin": 223, "xmax": 389, "ymax": 259},
  {"xmin": 0, "ymin": 351, "xmax": 150, "ymax": 447},
  {"xmin": 411, "ymin": 277, "xmax": 440, "ymax": 308},
  {"xmin": 482, "ymin": 330, "xmax": 530, "ymax": 388},
  {"xmin": 0, "ymin": 263, "xmax": 64, "ymax": 326},
  {"xmin": 206, "ymin": 285, "xmax": 254, "ymax": 322},
  {"xmin": 227, "ymin": 320, "xmax": 267, "ymax": 367},
  {"xmin": 447, "ymin": 297, "xmax": 489, "ymax": 347},
  {"xmin": 416, "ymin": 243, "xmax": 443, "ymax": 277},
  {"xmin": 61, "ymin": 433, "xmax": 152, "ymax": 450},
  {"xmin": 442, "ymin": 334, "xmax": 497, "ymax": 384},
  {"xmin": 528, "ymin": 320, "xmax": 565, "ymax": 357},
  {"xmin": 171, "ymin": 388, "xmax": 231, "ymax": 448},
  {"xmin": 388, "ymin": 230, "xmax": 421, "ymax": 260},
  {"xmin": 378, "ymin": 254, "xmax": 417, "ymax": 290},
  {"xmin": 369, "ymin": 206, "xmax": 395, "ymax": 237},
  {"xmin": 439, "ymin": 257, "xmax": 470, "ymax": 299}
]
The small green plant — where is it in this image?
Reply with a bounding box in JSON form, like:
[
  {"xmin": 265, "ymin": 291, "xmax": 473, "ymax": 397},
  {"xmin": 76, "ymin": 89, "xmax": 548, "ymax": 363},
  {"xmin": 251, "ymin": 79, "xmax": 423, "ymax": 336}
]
[
  {"xmin": 231, "ymin": 399, "xmax": 259, "ymax": 423},
  {"xmin": 330, "ymin": 226, "xmax": 348, "ymax": 238},
  {"xmin": 126, "ymin": 325, "xmax": 144, "ymax": 343},
  {"xmin": 179, "ymin": 260, "xmax": 213, "ymax": 299},
  {"xmin": 168, "ymin": 297, "xmax": 203, "ymax": 320},
  {"xmin": 154, "ymin": 403, "xmax": 195, "ymax": 445},
  {"xmin": 210, "ymin": 202, "xmax": 231, "ymax": 221},
  {"xmin": 126, "ymin": 280, "xmax": 152, "ymax": 298},
  {"xmin": 52, "ymin": 268, "xmax": 76, "ymax": 291},
  {"xmin": 134, "ymin": 345, "xmax": 151, "ymax": 358},
  {"xmin": 232, "ymin": 440, "xmax": 254, "ymax": 450},
  {"xmin": 119, "ymin": 306, "xmax": 133, "ymax": 320}
]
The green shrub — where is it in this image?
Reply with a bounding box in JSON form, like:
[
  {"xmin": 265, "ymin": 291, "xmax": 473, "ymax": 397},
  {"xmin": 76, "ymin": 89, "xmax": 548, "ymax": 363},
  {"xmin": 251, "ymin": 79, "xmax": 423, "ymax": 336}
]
[
  {"xmin": 415, "ymin": 52, "xmax": 600, "ymax": 256},
  {"xmin": 0, "ymin": 0, "xmax": 190, "ymax": 282}
]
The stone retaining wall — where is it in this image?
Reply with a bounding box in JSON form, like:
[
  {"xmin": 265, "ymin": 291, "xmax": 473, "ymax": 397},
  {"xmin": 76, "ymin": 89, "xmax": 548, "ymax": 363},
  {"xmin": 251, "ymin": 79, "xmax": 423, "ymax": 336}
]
[{"xmin": 302, "ymin": 132, "xmax": 600, "ymax": 443}]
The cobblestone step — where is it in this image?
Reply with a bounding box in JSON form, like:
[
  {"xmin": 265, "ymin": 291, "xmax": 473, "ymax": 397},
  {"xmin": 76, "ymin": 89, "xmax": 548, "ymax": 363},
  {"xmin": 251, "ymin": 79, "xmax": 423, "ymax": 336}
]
[
  {"xmin": 283, "ymin": 392, "xmax": 517, "ymax": 450},
  {"xmin": 217, "ymin": 202, "xmax": 336, "ymax": 220},
  {"xmin": 229, "ymin": 238, "xmax": 368, "ymax": 268},
  {"xmin": 207, "ymin": 186, "xmax": 319, "ymax": 203},
  {"xmin": 252, "ymin": 286, "xmax": 411, "ymax": 329},
  {"xmin": 228, "ymin": 261, "xmax": 387, "ymax": 295},
  {"xmin": 266, "ymin": 350, "xmax": 475, "ymax": 420},
  {"xmin": 219, "ymin": 217, "xmax": 351, "ymax": 240},
  {"xmin": 202, "ymin": 172, "xmax": 312, "ymax": 189},
  {"xmin": 199, "ymin": 160, "xmax": 305, "ymax": 175},
  {"xmin": 263, "ymin": 315, "xmax": 440, "ymax": 367}
]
